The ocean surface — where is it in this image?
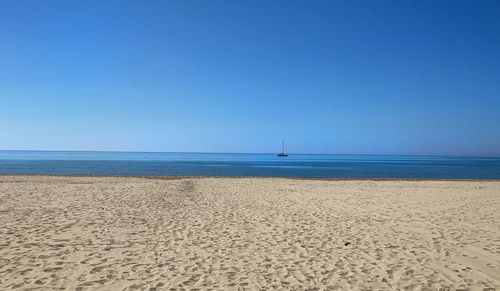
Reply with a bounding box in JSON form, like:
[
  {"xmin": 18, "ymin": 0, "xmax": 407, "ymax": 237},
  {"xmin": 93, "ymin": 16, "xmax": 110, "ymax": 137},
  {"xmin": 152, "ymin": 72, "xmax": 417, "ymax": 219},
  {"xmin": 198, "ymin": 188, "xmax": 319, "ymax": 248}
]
[{"xmin": 0, "ymin": 150, "xmax": 499, "ymax": 179}]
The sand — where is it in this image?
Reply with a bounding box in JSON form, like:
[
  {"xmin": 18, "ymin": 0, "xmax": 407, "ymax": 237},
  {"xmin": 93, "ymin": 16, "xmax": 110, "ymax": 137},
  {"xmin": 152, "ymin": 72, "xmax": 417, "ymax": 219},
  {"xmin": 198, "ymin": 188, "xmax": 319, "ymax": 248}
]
[{"xmin": 0, "ymin": 176, "xmax": 499, "ymax": 290}]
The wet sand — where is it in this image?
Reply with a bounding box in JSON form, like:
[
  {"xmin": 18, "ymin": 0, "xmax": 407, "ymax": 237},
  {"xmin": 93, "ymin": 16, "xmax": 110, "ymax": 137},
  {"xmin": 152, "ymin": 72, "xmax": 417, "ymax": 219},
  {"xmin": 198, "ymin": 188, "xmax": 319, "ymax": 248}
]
[{"xmin": 1, "ymin": 176, "xmax": 499, "ymax": 290}]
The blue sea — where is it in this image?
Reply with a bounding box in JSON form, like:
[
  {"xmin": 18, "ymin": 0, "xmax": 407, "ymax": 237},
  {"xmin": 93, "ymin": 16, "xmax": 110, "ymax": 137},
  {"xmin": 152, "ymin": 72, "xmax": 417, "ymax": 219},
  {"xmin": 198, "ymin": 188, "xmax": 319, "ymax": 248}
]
[{"xmin": 0, "ymin": 150, "xmax": 499, "ymax": 179}]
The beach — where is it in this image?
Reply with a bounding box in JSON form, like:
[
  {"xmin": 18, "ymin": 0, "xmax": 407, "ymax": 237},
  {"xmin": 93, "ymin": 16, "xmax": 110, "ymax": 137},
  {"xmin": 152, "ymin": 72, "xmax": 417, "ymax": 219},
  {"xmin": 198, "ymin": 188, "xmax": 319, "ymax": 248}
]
[{"xmin": 1, "ymin": 176, "xmax": 499, "ymax": 290}]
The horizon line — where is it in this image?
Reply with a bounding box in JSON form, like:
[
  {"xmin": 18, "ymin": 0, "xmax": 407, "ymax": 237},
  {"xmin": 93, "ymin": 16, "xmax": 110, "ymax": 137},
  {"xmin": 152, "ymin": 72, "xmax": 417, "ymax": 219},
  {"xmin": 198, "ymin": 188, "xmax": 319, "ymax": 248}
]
[{"xmin": 0, "ymin": 149, "xmax": 499, "ymax": 159}]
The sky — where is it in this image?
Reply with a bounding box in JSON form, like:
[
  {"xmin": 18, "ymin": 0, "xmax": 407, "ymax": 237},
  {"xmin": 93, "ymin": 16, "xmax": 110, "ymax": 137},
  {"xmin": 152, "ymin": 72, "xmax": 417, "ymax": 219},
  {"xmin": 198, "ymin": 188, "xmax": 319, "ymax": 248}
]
[{"xmin": 1, "ymin": 0, "xmax": 499, "ymax": 155}]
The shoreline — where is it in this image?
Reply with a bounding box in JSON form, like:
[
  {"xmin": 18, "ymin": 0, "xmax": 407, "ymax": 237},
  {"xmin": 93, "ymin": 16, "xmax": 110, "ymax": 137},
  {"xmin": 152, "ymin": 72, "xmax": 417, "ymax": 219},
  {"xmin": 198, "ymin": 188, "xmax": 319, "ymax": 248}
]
[{"xmin": 1, "ymin": 173, "xmax": 499, "ymax": 182}]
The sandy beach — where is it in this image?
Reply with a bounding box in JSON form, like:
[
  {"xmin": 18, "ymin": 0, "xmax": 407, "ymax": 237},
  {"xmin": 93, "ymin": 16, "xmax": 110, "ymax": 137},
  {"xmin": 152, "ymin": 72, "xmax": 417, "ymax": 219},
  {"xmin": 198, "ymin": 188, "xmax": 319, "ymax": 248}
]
[{"xmin": 0, "ymin": 176, "xmax": 499, "ymax": 290}]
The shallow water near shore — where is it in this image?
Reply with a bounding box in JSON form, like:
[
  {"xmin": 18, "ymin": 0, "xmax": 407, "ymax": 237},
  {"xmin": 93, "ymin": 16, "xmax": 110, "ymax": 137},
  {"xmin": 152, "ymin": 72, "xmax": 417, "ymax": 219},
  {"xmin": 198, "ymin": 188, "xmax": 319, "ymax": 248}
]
[{"xmin": 1, "ymin": 150, "xmax": 499, "ymax": 179}]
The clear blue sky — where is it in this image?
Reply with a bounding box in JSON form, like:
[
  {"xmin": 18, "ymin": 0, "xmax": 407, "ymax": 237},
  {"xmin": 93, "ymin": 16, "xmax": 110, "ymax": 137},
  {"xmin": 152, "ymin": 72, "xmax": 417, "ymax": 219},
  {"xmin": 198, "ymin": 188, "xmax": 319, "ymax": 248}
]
[{"xmin": 1, "ymin": 0, "xmax": 499, "ymax": 155}]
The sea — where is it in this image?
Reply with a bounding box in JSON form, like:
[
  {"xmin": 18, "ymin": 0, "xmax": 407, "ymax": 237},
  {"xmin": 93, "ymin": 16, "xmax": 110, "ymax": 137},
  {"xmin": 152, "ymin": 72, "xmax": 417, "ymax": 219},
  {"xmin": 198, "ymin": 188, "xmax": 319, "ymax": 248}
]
[{"xmin": 1, "ymin": 150, "xmax": 500, "ymax": 179}]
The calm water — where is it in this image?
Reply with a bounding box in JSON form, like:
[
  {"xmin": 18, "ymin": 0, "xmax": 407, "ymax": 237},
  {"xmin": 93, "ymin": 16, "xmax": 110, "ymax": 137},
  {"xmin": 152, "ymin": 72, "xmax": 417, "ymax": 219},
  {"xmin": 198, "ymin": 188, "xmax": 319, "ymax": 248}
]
[{"xmin": 0, "ymin": 150, "xmax": 499, "ymax": 179}]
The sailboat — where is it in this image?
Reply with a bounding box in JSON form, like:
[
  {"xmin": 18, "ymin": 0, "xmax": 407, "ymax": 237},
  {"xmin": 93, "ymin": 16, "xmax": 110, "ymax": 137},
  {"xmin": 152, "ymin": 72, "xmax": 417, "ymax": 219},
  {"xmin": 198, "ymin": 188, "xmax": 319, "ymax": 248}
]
[{"xmin": 277, "ymin": 140, "xmax": 288, "ymax": 157}]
